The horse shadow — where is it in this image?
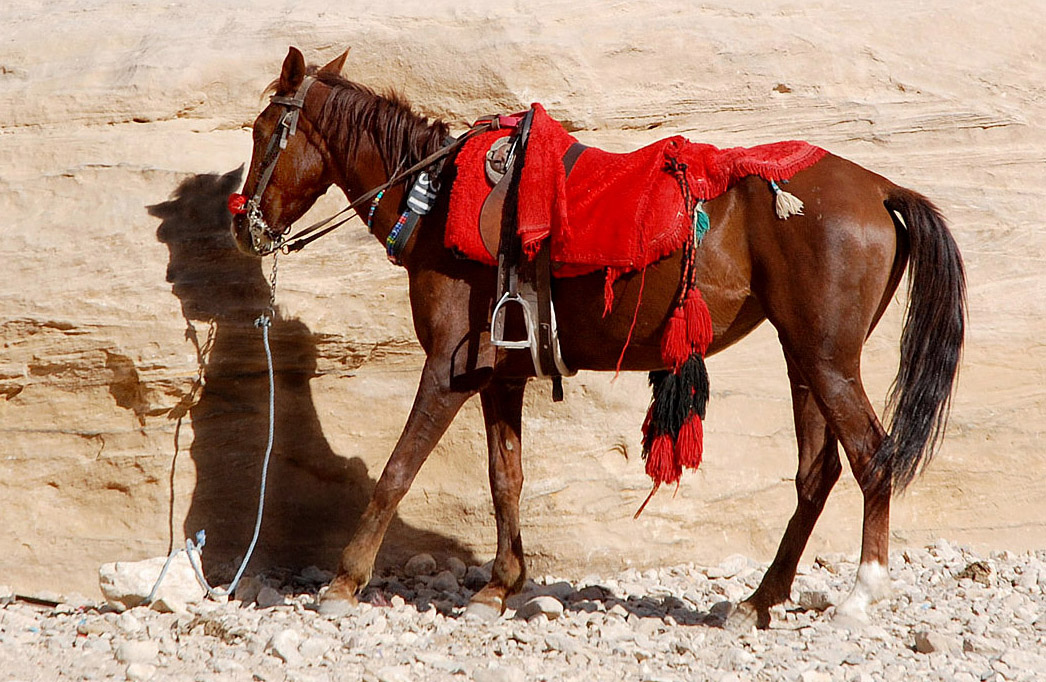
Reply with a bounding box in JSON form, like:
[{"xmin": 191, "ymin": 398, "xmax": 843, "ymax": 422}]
[{"xmin": 150, "ymin": 167, "xmax": 476, "ymax": 582}]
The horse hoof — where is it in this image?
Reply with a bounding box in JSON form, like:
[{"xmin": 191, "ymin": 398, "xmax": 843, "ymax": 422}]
[
  {"xmin": 718, "ymin": 600, "xmax": 766, "ymax": 632},
  {"xmin": 317, "ymin": 594, "xmax": 357, "ymax": 618},
  {"xmin": 317, "ymin": 578, "xmax": 360, "ymax": 617},
  {"xmin": 831, "ymin": 601, "xmax": 870, "ymax": 630},
  {"xmin": 464, "ymin": 598, "xmax": 503, "ymax": 623}
]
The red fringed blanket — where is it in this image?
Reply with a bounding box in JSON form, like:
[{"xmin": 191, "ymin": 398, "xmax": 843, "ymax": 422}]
[
  {"xmin": 447, "ymin": 103, "xmax": 827, "ymax": 281},
  {"xmin": 447, "ymin": 104, "xmax": 826, "ymax": 498}
]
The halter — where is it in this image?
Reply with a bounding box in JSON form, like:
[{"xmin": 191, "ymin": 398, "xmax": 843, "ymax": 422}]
[
  {"xmin": 228, "ymin": 76, "xmax": 316, "ymax": 254},
  {"xmin": 229, "ymin": 79, "xmax": 510, "ymax": 257}
]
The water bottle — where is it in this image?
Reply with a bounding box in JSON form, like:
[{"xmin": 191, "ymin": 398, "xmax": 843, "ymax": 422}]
[{"xmin": 406, "ymin": 171, "xmax": 439, "ymax": 215}]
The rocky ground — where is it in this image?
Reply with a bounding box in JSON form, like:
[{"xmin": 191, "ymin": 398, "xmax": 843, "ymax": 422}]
[{"xmin": 1, "ymin": 541, "xmax": 1044, "ymax": 681}]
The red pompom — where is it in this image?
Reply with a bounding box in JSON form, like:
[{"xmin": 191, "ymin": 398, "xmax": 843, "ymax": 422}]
[
  {"xmin": 661, "ymin": 308, "xmax": 691, "ymax": 369},
  {"xmin": 683, "ymin": 290, "xmax": 713, "ymax": 353},
  {"xmin": 645, "ymin": 433, "xmax": 682, "ymax": 485},
  {"xmin": 676, "ymin": 414, "xmax": 704, "ymax": 469},
  {"xmin": 227, "ymin": 193, "xmax": 248, "ymax": 215}
]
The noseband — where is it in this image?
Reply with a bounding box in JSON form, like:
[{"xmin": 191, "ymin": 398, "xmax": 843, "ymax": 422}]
[{"xmin": 228, "ymin": 77, "xmax": 316, "ymax": 254}]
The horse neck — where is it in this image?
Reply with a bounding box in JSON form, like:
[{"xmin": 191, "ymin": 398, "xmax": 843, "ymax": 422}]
[{"xmin": 311, "ymin": 81, "xmax": 449, "ymax": 249}]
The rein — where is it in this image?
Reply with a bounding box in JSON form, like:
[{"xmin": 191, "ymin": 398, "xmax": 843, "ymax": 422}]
[{"xmin": 230, "ymin": 76, "xmax": 504, "ymax": 257}]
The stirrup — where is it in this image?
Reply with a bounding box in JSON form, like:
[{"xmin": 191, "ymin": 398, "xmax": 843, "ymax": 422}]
[{"xmin": 490, "ymin": 292, "xmax": 536, "ymax": 350}]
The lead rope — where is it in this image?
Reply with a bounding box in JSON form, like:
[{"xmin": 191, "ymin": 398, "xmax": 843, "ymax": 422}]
[{"xmin": 148, "ymin": 254, "xmax": 280, "ymax": 603}]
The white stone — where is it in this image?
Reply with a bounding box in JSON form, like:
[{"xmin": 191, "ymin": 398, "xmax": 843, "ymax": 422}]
[
  {"xmin": 517, "ymin": 596, "xmax": 564, "ymax": 621},
  {"xmin": 705, "ymin": 554, "xmax": 749, "ymax": 579},
  {"xmin": 268, "ymin": 629, "xmax": 303, "ymax": 666},
  {"xmin": 798, "ymin": 590, "xmax": 833, "ymax": 612},
  {"xmin": 99, "ymin": 552, "xmax": 206, "ymax": 613},
  {"xmin": 210, "ymin": 657, "xmax": 246, "ymax": 674},
  {"xmin": 115, "ymin": 611, "xmax": 145, "ymax": 635},
  {"xmin": 114, "ymin": 639, "xmax": 160, "ymax": 665},
  {"xmin": 124, "ymin": 663, "xmax": 156, "ymax": 681},
  {"xmin": 299, "ymin": 635, "xmax": 334, "ymax": 660},
  {"xmin": 376, "ymin": 665, "xmax": 414, "ymax": 682},
  {"xmin": 474, "ymin": 666, "xmax": 526, "ymax": 682},
  {"xmin": 913, "ymin": 629, "xmax": 962, "ymax": 654}
]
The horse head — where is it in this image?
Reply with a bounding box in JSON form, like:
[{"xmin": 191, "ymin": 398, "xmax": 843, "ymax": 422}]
[{"xmin": 230, "ymin": 47, "xmax": 349, "ymax": 256}]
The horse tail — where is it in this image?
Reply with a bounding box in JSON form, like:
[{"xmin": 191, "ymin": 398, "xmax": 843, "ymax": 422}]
[{"xmin": 869, "ymin": 187, "xmax": 966, "ymax": 495}]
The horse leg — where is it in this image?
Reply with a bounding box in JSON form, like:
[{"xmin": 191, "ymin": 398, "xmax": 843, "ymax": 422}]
[
  {"xmin": 773, "ymin": 350, "xmax": 892, "ymax": 626},
  {"xmin": 724, "ymin": 355, "xmax": 842, "ymax": 630},
  {"xmin": 465, "ymin": 378, "xmax": 528, "ymax": 620},
  {"xmin": 321, "ymin": 357, "xmax": 474, "ymax": 610}
]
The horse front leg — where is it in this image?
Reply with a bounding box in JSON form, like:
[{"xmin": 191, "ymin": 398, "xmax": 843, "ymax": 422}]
[
  {"xmin": 321, "ymin": 357, "xmax": 474, "ymax": 612},
  {"xmin": 465, "ymin": 378, "xmax": 528, "ymax": 620}
]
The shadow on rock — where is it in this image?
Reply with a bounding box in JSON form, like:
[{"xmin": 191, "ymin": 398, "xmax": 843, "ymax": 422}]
[{"xmin": 150, "ymin": 167, "xmax": 476, "ymax": 582}]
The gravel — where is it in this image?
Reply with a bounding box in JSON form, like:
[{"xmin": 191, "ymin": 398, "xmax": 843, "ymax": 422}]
[{"xmin": 1, "ymin": 540, "xmax": 1044, "ymax": 681}]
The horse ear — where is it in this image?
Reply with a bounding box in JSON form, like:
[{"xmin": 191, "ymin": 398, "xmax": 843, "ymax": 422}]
[
  {"xmin": 319, "ymin": 49, "xmax": 350, "ymax": 76},
  {"xmin": 278, "ymin": 46, "xmax": 307, "ymax": 94}
]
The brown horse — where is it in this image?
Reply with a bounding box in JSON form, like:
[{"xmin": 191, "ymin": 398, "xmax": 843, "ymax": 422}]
[{"xmin": 231, "ymin": 47, "xmax": 965, "ymax": 629}]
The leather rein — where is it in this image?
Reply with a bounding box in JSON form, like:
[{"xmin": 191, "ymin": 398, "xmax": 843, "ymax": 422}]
[{"xmin": 229, "ymin": 76, "xmax": 509, "ymax": 257}]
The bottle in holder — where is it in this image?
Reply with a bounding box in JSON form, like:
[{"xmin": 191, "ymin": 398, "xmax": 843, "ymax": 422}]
[{"xmin": 406, "ymin": 171, "xmax": 439, "ymax": 215}]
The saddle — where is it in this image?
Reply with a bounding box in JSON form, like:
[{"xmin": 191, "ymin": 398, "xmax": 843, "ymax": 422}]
[{"xmin": 475, "ymin": 108, "xmax": 580, "ymax": 399}]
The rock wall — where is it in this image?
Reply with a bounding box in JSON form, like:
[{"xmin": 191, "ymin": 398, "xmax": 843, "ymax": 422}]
[{"xmin": 2, "ymin": 0, "xmax": 1043, "ymax": 598}]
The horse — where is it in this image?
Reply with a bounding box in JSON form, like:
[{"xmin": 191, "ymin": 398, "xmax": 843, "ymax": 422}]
[{"xmin": 229, "ymin": 47, "xmax": 965, "ymax": 629}]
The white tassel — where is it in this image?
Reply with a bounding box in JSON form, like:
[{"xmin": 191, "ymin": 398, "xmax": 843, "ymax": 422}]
[{"xmin": 774, "ymin": 188, "xmax": 805, "ymax": 219}]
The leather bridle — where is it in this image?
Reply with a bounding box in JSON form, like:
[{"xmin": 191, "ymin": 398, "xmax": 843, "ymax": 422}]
[
  {"xmin": 228, "ymin": 76, "xmax": 317, "ymax": 254},
  {"xmin": 229, "ymin": 78, "xmax": 513, "ymax": 257}
]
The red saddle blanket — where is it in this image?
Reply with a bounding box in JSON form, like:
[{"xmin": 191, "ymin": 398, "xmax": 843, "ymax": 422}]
[{"xmin": 446, "ymin": 103, "xmax": 827, "ymax": 278}]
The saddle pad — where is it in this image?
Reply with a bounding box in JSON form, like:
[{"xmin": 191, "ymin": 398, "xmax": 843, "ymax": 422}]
[{"xmin": 445, "ymin": 104, "xmax": 827, "ymax": 278}]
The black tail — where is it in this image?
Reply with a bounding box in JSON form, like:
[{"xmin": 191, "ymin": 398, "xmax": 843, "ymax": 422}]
[{"xmin": 869, "ymin": 188, "xmax": 966, "ymax": 495}]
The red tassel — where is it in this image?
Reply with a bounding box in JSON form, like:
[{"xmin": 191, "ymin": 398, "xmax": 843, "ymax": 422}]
[
  {"xmin": 676, "ymin": 414, "xmax": 704, "ymax": 469},
  {"xmin": 645, "ymin": 433, "xmax": 681, "ymax": 485},
  {"xmin": 603, "ymin": 270, "xmax": 616, "ymax": 317},
  {"xmin": 683, "ymin": 290, "xmax": 713, "ymax": 354},
  {"xmin": 661, "ymin": 307, "xmax": 691, "ymax": 369}
]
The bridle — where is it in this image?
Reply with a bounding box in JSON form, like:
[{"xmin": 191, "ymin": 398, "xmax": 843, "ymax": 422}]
[
  {"xmin": 227, "ymin": 76, "xmax": 317, "ymax": 255},
  {"xmin": 229, "ymin": 76, "xmax": 510, "ymax": 258}
]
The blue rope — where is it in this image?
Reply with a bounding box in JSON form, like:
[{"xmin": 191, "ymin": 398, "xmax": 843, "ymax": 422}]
[{"xmin": 148, "ymin": 312, "xmax": 276, "ymax": 603}]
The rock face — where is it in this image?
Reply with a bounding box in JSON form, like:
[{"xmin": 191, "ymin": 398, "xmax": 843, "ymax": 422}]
[{"xmin": 1, "ymin": 1, "xmax": 1044, "ymax": 598}]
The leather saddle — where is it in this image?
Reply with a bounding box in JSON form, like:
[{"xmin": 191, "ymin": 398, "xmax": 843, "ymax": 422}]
[{"xmin": 478, "ymin": 137, "xmax": 588, "ymax": 261}]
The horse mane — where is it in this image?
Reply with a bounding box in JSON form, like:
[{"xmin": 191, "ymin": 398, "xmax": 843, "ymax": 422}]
[{"xmin": 309, "ymin": 71, "xmax": 450, "ymax": 177}]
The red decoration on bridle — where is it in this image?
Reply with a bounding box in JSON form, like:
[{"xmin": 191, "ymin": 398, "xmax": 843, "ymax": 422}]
[{"xmin": 228, "ymin": 193, "xmax": 248, "ymax": 216}]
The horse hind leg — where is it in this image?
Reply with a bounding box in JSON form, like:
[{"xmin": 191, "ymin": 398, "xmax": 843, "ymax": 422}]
[
  {"xmin": 782, "ymin": 348, "xmax": 893, "ymax": 626},
  {"xmin": 724, "ymin": 354, "xmax": 843, "ymax": 630},
  {"xmin": 465, "ymin": 379, "xmax": 528, "ymax": 620}
]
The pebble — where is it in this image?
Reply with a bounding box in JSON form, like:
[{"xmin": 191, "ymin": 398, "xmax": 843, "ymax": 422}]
[
  {"xmin": 446, "ymin": 557, "xmax": 468, "ymax": 579},
  {"xmin": 267, "ymin": 629, "xmax": 302, "ymax": 666},
  {"xmin": 403, "ymin": 553, "xmax": 438, "ymax": 577},
  {"xmin": 913, "ymin": 629, "xmax": 962, "ymax": 654},
  {"xmin": 517, "ymin": 595, "xmax": 565, "ymax": 621},
  {"xmin": 431, "ymin": 570, "xmax": 459, "ymax": 593},
  {"xmin": 0, "ymin": 545, "xmax": 1043, "ymax": 680},
  {"xmin": 125, "ymin": 663, "xmax": 156, "ymax": 681},
  {"xmin": 798, "ymin": 590, "xmax": 833, "ymax": 612},
  {"xmin": 98, "ymin": 552, "xmax": 206, "ymax": 613},
  {"xmin": 255, "ymin": 586, "xmax": 284, "ymax": 609},
  {"xmin": 114, "ymin": 640, "xmax": 159, "ymax": 665}
]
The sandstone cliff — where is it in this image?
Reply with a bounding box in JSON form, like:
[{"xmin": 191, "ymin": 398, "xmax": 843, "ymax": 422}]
[{"xmin": 1, "ymin": 1, "xmax": 1043, "ymax": 597}]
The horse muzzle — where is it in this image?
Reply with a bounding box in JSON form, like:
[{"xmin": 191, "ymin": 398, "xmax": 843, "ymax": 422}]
[{"xmin": 228, "ymin": 193, "xmax": 278, "ymax": 256}]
